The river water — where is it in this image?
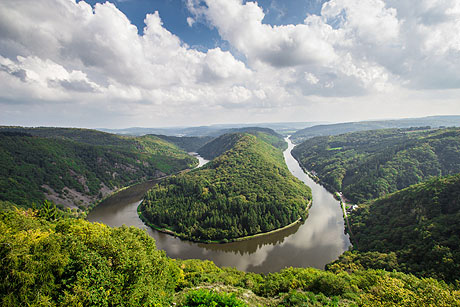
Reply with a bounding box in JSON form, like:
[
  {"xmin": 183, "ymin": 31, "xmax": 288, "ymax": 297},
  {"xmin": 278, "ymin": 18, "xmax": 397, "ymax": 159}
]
[{"xmin": 87, "ymin": 137, "xmax": 351, "ymax": 273}]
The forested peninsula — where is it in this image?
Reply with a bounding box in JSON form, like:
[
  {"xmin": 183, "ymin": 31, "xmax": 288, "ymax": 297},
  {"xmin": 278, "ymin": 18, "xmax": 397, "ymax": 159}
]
[
  {"xmin": 0, "ymin": 127, "xmax": 197, "ymax": 209},
  {"xmin": 140, "ymin": 132, "xmax": 312, "ymax": 242},
  {"xmin": 291, "ymin": 127, "xmax": 460, "ymax": 203}
]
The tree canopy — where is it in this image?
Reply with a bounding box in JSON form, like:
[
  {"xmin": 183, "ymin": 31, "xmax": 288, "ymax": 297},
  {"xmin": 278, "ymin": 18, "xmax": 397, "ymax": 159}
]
[
  {"xmin": 292, "ymin": 127, "xmax": 460, "ymax": 203},
  {"xmin": 2, "ymin": 206, "xmax": 459, "ymax": 306},
  {"xmin": 0, "ymin": 128, "xmax": 196, "ymax": 209},
  {"xmin": 346, "ymin": 174, "xmax": 460, "ymax": 282}
]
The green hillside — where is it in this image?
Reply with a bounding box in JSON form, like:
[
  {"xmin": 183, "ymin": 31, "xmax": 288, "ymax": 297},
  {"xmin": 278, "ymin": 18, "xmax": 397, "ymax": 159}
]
[
  {"xmin": 197, "ymin": 128, "xmax": 286, "ymax": 160},
  {"xmin": 290, "ymin": 115, "xmax": 460, "ymax": 143},
  {"xmin": 140, "ymin": 133, "xmax": 311, "ymax": 242},
  {"xmin": 291, "ymin": 127, "xmax": 460, "ymax": 203},
  {"xmin": 0, "ymin": 128, "xmax": 197, "ymax": 209},
  {"xmin": 1, "ymin": 207, "xmax": 459, "ymax": 306},
  {"xmin": 344, "ymin": 174, "xmax": 460, "ymax": 282},
  {"xmin": 152, "ymin": 134, "xmax": 214, "ymax": 152}
]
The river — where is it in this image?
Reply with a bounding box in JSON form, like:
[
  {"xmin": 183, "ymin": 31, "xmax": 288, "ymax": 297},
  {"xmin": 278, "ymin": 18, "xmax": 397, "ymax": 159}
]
[{"xmin": 87, "ymin": 137, "xmax": 351, "ymax": 273}]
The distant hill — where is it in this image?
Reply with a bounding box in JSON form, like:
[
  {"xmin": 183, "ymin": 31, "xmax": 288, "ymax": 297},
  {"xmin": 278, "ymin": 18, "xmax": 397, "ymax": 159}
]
[
  {"xmin": 140, "ymin": 132, "xmax": 311, "ymax": 242},
  {"xmin": 97, "ymin": 121, "xmax": 320, "ymax": 137},
  {"xmin": 0, "ymin": 127, "xmax": 196, "ymax": 209},
  {"xmin": 151, "ymin": 134, "xmax": 214, "ymax": 152},
  {"xmin": 347, "ymin": 174, "xmax": 460, "ymax": 282},
  {"xmin": 292, "ymin": 127, "xmax": 460, "ymax": 203},
  {"xmin": 0, "ymin": 126, "xmax": 133, "ymax": 146},
  {"xmin": 291, "ymin": 115, "xmax": 460, "ymax": 143}
]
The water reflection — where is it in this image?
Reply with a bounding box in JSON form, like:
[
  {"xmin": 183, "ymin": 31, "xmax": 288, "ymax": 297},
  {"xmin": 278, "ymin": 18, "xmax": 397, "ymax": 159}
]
[{"xmin": 88, "ymin": 137, "xmax": 351, "ymax": 273}]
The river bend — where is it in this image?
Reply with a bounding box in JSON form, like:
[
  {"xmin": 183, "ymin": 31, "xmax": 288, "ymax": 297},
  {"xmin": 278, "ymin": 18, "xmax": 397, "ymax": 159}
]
[{"xmin": 88, "ymin": 137, "xmax": 351, "ymax": 273}]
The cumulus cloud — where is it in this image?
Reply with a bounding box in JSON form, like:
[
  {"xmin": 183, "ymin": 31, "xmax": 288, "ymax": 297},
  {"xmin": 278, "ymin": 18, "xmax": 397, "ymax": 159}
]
[
  {"xmin": 1, "ymin": 0, "xmax": 460, "ymax": 127},
  {"xmin": 0, "ymin": 0, "xmax": 256, "ymax": 113}
]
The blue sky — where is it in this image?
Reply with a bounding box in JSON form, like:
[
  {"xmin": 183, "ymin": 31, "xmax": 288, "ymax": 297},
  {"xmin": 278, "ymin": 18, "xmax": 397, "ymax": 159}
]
[
  {"xmin": 84, "ymin": 0, "xmax": 328, "ymax": 51},
  {"xmin": 85, "ymin": 0, "xmax": 223, "ymax": 50},
  {"xmin": 1, "ymin": 0, "xmax": 460, "ymax": 128}
]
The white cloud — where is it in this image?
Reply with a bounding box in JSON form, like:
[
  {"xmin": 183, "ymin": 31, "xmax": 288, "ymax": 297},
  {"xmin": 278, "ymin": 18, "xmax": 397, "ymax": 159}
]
[{"xmin": 0, "ymin": 0, "xmax": 460, "ymax": 128}]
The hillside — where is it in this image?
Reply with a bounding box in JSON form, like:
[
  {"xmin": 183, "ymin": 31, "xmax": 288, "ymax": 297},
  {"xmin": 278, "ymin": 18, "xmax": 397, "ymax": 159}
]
[
  {"xmin": 2, "ymin": 207, "xmax": 459, "ymax": 306},
  {"xmin": 0, "ymin": 128, "xmax": 197, "ymax": 209},
  {"xmin": 197, "ymin": 127, "xmax": 286, "ymax": 159},
  {"xmin": 140, "ymin": 133, "xmax": 311, "ymax": 242},
  {"xmin": 290, "ymin": 115, "xmax": 460, "ymax": 143},
  {"xmin": 345, "ymin": 174, "xmax": 460, "ymax": 282},
  {"xmin": 291, "ymin": 127, "xmax": 460, "ymax": 203},
  {"xmin": 152, "ymin": 134, "xmax": 214, "ymax": 152}
]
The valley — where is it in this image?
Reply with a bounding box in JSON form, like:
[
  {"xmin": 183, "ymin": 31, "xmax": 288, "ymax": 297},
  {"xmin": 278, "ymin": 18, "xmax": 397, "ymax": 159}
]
[
  {"xmin": 1, "ymin": 120, "xmax": 460, "ymax": 306},
  {"xmin": 87, "ymin": 137, "xmax": 351, "ymax": 273}
]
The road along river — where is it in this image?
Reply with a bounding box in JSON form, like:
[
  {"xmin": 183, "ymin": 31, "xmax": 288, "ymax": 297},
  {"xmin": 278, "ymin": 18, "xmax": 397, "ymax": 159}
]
[{"xmin": 87, "ymin": 137, "xmax": 351, "ymax": 273}]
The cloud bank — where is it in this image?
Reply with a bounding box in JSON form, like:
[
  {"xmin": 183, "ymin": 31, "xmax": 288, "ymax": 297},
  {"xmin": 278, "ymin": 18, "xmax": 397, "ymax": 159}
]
[{"xmin": 1, "ymin": 0, "xmax": 460, "ymax": 127}]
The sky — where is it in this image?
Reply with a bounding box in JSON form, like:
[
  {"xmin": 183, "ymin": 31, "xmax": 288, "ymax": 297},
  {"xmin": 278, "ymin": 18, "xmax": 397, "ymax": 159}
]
[{"xmin": 1, "ymin": 0, "xmax": 460, "ymax": 128}]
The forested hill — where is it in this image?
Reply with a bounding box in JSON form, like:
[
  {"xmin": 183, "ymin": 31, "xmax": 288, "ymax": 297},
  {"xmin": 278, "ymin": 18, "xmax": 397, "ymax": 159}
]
[
  {"xmin": 2, "ymin": 206, "xmax": 459, "ymax": 306},
  {"xmin": 140, "ymin": 133, "xmax": 311, "ymax": 242},
  {"xmin": 0, "ymin": 126, "xmax": 133, "ymax": 146},
  {"xmin": 346, "ymin": 174, "xmax": 460, "ymax": 282},
  {"xmin": 0, "ymin": 128, "xmax": 197, "ymax": 209},
  {"xmin": 151, "ymin": 134, "xmax": 214, "ymax": 152},
  {"xmin": 197, "ymin": 127, "xmax": 286, "ymax": 160},
  {"xmin": 291, "ymin": 127, "xmax": 460, "ymax": 203},
  {"xmin": 290, "ymin": 115, "xmax": 460, "ymax": 143}
]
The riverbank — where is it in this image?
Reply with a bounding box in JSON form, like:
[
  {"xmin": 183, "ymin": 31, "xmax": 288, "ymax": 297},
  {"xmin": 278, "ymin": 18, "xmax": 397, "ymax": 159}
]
[
  {"xmin": 295, "ymin": 164, "xmax": 355, "ymax": 243},
  {"xmin": 137, "ymin": 199, "xmax": 312, "ymax": 244},
  {"xmin": 85, "ymin": 176, "xmax": 164, "ymax": 214},
  {"xmin": 88, "ymin": 138, "xmax": 350, "ymax": 272},
  {"xmin": 86, "ymin": 154, "xmax": 202, "ymax": 215}
]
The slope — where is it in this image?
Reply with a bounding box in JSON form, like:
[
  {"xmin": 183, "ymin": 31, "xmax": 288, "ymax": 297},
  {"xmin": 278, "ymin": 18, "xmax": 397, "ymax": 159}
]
[
  {"xmin": 347, "ymin": 174, "xmax": 460, "ymax": 282},
  {"xmin": 197, "ymin": 127, "xmax": 286, "ymax": 160},
  {"xmin": 152, "ymin": 134, "xmax": 214, "ymax": 152},
  {"xmin": 0, "ymin": 129, "xmax": 197, "ymax": 209},
  {"xmin": 292, "ymin": 127, "xmax": 460, "ymax": 203},
  {"xmin": 140, "ymin": 133, "xmax": 311, "ymax": 242},
  {"xmin": 2, "ymin": 207, "xmax": 459, "ymax": 306},
  {"xmin": 290, "ymin": 115, "xmax": 460, "ymax": 143}
]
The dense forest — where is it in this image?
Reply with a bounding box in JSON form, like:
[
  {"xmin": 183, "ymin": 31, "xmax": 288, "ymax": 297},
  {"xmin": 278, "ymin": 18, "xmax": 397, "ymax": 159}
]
[
  {"xmin": 197, "ymin": 128, "xmax": 287, "ymax": 160},
  {"xmin": 0, "ymin": 128, "xmax": 197, "ymax": 209},
  {"xmin": 292, "ymin": 127, "xmax": 460, "ymax": 203},
  {"xmin": 1, "ymin": 206, "xmax": 459, "ymax": 306},
  {"xmin": 341, "ymin": 174, "xmax": 460, "ymax": 283},
  {"xmin": 152, "ymin": 134, "xmax": 214, "ymax": 152},
  {"xmin": 290, "ymin": 115, "xmax": 460, "ymax": 143},
  {"xmin": 140, "ymin": 132, "xmax": 311, "ymax": 242}
]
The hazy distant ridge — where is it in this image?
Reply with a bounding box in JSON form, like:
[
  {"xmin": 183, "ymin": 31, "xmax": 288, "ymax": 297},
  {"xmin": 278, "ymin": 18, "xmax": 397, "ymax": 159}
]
[{"xmin": 291, "ymin": 115, "xmax": 460, "ymax": 143}]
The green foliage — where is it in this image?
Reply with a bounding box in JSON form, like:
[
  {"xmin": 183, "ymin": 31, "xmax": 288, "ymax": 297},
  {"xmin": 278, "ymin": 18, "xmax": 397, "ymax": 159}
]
[
  {"xmin": 141, "ymin": 133, "xmax": 311, "ymax": 241},
  {"xmin": 292, "ymin": 128, "xmax": 460, "ymax": 203},
  {"xmin": 37, "ymin": 200, "xmax": 61, "ymax": 221},
  {"xmin": 1, "ymin": 209, "xmax": 459, "ymax": 306},
  {"xmin": 326, "ymin": 251, "xmax": 401, "ymax": 274},
  {"xmin": 348, "ymin": 174, "xmax": 460, "ymax": 282},
  {"xmin": 0, "ymin": 128, "xmax": 196, "ymax": 208},
  {"xmin": 279, "ymin": 290, "xmax": 340, "ymax": 307},
  {"xmin": 198, "ymin": 128, "xmax": 287, "ymax": 160},
  {"xmin": 197, "ymin": 133, "xmax": 247, "ymax": 160},
  {"xmin": 153, "ymin": 134, "xmax": 214, "ymax": 152},
  {"xmin": 0, "ymin": 209, "xmax": 179, "ymax": 306},
  {"xmin": 181, "ymin": 289, "xmax": 247, "ymax": 307},
  {"xmin": 177, "ymin": 259, "xmax": 460, "ymax": 306},
  {"xmin": 290, "ymin": 115, "xmax": 460, "ymax": 143}
]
